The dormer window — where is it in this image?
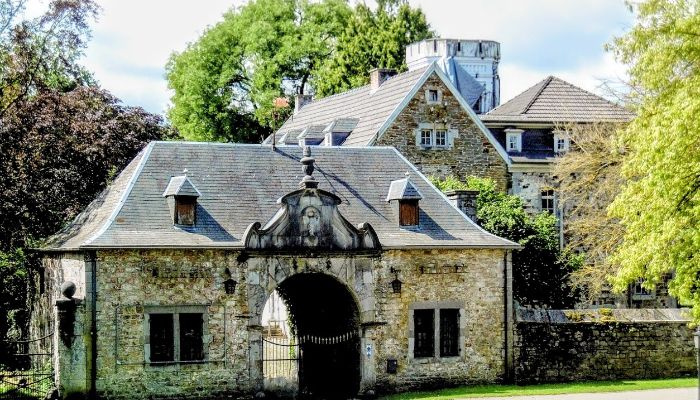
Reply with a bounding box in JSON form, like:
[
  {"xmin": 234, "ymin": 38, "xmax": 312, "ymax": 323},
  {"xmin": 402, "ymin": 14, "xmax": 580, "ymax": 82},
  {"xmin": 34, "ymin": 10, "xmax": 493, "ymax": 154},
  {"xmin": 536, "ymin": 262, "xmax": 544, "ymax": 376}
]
[
  {"xmin": 425, "ymin": 88, "xmax": 442, "ymax": 104},
  {"xmin": 554, "ymin": 132, "xmax": 570, "ymax": 153},
  {"xmin": 505, "ymin": 128, "xmax": 523, "ymax": 153},
  {"xmin": 163, "ymin": 172, "xmax": 201, "ymax": 227},
  {"xmin": 386, "ymin": 173, "xmax": 423, "ymax": 227}
]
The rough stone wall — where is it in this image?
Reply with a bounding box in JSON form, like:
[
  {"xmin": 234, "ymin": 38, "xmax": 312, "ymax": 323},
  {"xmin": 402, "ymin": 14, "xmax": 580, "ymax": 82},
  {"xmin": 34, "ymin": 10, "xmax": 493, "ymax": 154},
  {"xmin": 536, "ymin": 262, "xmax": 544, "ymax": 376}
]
[
  {"xmin": 94, "ymin": 250, "xmax": 249, "ymax": 399},
  {"xmin": 80, "ymin": 247, "xmax": 508, "ymax": 399},
  {"xmin": 373, "ymin": 249, "xmax": 507, "ymax": 393},
  {"xmin": 376, "ymin": 73, "xmax": 509, "ymax": 191},
  {"xmin": 510, "ymin": 171, "xmax": 555, "ymax": 213},
  {"xmin": 514, "ymin": 310, "xmax": 695, "ymax": 384}
]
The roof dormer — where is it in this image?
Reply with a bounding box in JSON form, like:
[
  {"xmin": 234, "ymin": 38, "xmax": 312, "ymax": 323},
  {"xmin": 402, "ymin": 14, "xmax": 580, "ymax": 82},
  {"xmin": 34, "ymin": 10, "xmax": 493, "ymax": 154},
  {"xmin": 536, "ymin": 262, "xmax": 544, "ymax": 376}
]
[
  {"xmin": 505, "ymin": 128, "xmax": 523, "ymax": 153},
  {"xmin": 386, "ymin": 173, "xmax": 423, "ymax": 227},
  {"xmin": 162, "ymin": 171, "xmax": 201, "ymax": 226}
]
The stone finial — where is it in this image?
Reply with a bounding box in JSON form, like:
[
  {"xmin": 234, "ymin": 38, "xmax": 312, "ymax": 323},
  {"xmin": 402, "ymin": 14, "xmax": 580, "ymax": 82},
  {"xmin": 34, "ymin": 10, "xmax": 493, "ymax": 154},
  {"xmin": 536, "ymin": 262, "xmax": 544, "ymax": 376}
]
[
  {"xmin": 61, "ymin": 281, "xmax": 76, "ymax": 299},
  {"xmin": 300, "ymin": 146, "xmax": 319, "ymax": 189}
]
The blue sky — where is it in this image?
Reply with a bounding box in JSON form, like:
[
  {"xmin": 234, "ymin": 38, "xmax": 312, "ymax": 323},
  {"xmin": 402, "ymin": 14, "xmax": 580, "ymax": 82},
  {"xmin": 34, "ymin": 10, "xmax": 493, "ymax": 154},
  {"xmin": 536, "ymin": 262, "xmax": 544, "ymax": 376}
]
[{"xmin": 44, "ymin": 0, "xmax": 634, "ymax": 116}]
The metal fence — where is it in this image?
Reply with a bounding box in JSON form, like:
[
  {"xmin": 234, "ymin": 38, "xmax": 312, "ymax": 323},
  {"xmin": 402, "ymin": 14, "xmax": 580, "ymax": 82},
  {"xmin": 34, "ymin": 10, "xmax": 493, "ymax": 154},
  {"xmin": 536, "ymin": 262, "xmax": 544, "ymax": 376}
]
[
  {"xmin": 0, "ymin": 332, "xmax": 54, "ymax": 400},
  {"xmin": 263, "ymin": 336, "xmax": 298, "ymax": 380}
]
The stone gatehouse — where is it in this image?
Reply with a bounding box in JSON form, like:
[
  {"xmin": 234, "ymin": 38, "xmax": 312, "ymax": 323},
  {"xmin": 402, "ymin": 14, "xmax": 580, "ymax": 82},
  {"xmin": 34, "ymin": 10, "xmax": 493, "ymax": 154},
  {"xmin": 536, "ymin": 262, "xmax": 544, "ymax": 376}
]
[{"xmin": 37, "ymin": 142, "xmax": 517, "ymax": 399}]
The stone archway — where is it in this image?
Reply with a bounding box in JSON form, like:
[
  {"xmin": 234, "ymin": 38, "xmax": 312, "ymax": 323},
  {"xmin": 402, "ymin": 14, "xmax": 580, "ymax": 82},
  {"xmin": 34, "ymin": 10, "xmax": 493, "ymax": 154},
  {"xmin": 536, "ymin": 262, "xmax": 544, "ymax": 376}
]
[{"xmin": 273, "ymin": 272, "xmax": 361, "ymax": 398}]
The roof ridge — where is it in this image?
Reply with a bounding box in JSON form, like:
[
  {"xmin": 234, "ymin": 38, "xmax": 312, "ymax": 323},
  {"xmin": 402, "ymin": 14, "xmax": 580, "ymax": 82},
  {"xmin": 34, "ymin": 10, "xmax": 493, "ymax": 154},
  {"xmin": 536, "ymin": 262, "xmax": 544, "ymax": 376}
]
[
  {"xmin": 485, "ymin": 76, "xmax": 550, "ymax": 115},
  {"xmin": 522, "ymin": 75, "xmax": 554, "ymax": 114}
]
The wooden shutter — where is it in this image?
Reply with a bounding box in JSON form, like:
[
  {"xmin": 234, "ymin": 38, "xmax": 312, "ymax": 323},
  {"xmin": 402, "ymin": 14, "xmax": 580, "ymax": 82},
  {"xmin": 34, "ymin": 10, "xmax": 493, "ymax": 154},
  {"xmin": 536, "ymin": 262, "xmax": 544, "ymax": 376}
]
[
  {"xmin": 175, "ymin": 197, "xmax": 197, "ymax": 225},
  {"xmin": 399, "ymin": 200, "xmax": 419, "ymax": 226}
]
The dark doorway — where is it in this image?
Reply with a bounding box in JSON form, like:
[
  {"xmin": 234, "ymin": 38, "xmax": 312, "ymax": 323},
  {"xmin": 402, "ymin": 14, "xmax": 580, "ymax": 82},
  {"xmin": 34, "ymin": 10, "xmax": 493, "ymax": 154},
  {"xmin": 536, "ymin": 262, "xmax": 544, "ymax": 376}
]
[{"xmin": 275, "ymin": 273, "xmax": 360, "ymax": 399}]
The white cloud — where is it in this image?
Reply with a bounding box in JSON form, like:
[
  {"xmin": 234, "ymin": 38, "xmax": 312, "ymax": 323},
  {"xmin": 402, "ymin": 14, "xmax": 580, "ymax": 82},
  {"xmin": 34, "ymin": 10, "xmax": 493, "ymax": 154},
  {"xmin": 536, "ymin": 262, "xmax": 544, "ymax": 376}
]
[
  {"xmin": 69, "ymin": 0, "xmax": 634, "ymax": 115},
  {"xmin": 82, "ymin": 0, "xmax": 242, "ymax": 114},
  {"xmin": 500, "ymin": 53, "xmax": 630, "ymax": 103}
]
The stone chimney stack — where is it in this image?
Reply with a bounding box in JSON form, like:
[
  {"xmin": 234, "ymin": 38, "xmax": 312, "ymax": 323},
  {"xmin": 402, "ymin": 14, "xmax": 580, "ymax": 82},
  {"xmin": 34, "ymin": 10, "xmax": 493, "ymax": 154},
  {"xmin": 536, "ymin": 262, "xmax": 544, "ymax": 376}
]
[
  {"xmin": 445, "ymin": 189, "xmax": 479, "ymax": 221},
  {"xmin": 369, "ymin": 68, "xmax": 397, "ymax": 91},
  {"xmin": 294, "ymin": 94, "xmax": 313, "ymax": 114}
]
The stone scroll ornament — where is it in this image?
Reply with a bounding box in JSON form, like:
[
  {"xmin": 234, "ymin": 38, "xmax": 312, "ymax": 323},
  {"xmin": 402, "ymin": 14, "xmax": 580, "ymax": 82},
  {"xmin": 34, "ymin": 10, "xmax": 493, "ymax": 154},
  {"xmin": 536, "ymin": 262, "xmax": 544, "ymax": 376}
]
[{"xmin": 243, "ymin": 147, "xmax": 380, "ymax": 251}]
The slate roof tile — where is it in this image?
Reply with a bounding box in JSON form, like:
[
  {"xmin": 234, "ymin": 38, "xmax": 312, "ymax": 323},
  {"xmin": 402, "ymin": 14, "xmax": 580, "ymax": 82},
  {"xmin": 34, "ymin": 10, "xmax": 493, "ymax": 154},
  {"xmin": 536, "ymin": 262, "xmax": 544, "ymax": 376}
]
[
  {"xmin": 481, "ymin": 76, "xmax": 634, "ymax": 123},
  {"xmin": 44, "ymin": 142, "xmax": 517, "ymax": 250},
  {"xmin": 268, "ymin": 67, "xmax": 429, "ymax": 147}
]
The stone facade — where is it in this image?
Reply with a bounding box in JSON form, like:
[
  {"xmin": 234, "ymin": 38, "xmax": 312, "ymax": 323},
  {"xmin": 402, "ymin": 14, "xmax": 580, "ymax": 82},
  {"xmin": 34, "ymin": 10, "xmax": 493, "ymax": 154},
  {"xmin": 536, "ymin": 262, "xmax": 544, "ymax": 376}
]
[
  {"xmin": 510, "ymin": 170, "xmax": 555, "ymax": 213},
  {"xmin": 40, "ymin": 246, "xmax": 510, "ymax": 399},
  {"xmin": 514, "ymin": 309, "xmax": 695, "ymax": 384},
  {"xmin": 376, "ymin": 74, "xmax": 509, "ymax": 191}
]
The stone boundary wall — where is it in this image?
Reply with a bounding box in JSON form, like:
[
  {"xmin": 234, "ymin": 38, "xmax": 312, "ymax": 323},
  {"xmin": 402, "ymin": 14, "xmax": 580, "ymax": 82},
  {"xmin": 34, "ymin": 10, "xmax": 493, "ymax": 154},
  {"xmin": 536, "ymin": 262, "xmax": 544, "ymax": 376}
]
[{"xmin": 514, "ymin": 308, "xmax": 696, "ymax": 384}]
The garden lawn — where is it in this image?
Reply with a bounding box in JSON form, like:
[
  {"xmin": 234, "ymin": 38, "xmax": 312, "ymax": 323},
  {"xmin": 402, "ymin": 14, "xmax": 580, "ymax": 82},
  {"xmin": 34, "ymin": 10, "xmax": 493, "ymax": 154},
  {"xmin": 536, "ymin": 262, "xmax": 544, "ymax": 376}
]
[{"xmin": 378, "ymin": 378, "xmax": 698, "ymax": 399}]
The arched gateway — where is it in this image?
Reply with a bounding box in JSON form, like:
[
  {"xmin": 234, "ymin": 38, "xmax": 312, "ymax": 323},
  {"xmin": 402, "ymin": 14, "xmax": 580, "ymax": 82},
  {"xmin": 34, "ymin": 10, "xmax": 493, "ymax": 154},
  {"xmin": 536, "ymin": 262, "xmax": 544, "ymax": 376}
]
[
  {"xmin": 244, "ymin": 147, "xmax": 380, "ymax": 398},
  {"xmin": 38, "ymin": 142, "xmax": 517, "ymax": 400}
]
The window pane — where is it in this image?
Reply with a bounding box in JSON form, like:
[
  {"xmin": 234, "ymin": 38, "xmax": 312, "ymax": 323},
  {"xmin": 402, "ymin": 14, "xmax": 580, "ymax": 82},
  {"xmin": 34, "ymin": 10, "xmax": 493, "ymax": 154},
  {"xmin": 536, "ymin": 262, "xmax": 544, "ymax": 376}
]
[
  {"xmin": 420, "ymin": 130, "xmax": 432, "ymax": 146},
  {"xmin": 150, "ymin": 314, "xmax": 174, "ymax": 362},
  {"xmin": 428, "ymin": 90, "xmax": 438, "ymax": 102},
  {"xmin": 179, "ymin": 313, "xmax": 204, "ymax": 361},
  {"xmin": 414, "ymin": 309, "xmax": 434, "ymax": 357},
  {"xmin": 435, "ymin": 130, "xmax": 446, "ymax": 146},
  {"xmin": 440, "ymin": 309, "xmax": 459, "ymax": 357}
]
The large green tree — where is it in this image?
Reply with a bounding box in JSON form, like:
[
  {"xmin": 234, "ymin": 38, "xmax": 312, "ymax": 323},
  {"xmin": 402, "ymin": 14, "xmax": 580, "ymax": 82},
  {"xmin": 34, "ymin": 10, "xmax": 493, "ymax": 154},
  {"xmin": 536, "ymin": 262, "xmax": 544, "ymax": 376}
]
[
  {"xmin": 607, "ymin": 0, "xmax": 700, "ymax": 318},
  {"xmin": 166, "ymin": 0, "xmax": 432, "ymax": 143},
  {"xmin": 312, "ymin": 0, "xmax": 432, "ymax": 96}
]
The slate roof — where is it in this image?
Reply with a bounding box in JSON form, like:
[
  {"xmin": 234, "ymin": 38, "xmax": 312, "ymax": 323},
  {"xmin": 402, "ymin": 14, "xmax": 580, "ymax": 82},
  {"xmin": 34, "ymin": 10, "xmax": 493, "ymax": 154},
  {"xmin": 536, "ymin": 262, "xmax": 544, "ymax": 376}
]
[
  {"xmin": 268, "ymin": 66, "xmax": 429, "ymax": 147},
  {"xmin": 44, "ymin": 142, "xmax": 517, "ymax": 250},
  {"xmin": 481, "ymin": 76, "xmax": 634, "ymax": 124}
]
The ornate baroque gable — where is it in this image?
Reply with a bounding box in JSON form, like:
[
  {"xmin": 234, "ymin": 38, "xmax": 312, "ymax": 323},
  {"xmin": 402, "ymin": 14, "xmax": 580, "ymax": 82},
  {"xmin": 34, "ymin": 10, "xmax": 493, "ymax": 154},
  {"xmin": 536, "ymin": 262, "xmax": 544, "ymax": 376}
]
[{"xmin": 243, "ymin": 147, "xmax": 380, "ymax": 251}]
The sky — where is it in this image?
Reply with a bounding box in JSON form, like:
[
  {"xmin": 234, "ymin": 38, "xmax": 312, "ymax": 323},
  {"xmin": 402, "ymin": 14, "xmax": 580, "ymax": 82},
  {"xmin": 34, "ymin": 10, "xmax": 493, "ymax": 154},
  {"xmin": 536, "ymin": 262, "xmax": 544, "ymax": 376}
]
[{"xmin": 29, "ymin": 0, "xmax": 635, "ymax": 116}]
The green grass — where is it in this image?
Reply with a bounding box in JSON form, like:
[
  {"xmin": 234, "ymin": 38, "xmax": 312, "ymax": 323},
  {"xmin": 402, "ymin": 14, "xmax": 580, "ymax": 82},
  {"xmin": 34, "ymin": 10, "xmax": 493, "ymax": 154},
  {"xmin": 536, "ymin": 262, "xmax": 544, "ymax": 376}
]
[{"xmin": 378, "ymin": 378, "xmax": 698, "ymax": 399}]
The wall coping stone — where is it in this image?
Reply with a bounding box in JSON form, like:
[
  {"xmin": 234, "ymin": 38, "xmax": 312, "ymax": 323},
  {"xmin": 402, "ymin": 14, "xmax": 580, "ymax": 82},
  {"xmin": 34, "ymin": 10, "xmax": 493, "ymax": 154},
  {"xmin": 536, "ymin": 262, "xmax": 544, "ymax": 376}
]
[{"xmin": 517, "ymin": 308, "xmax": 691, "ymax": 324}]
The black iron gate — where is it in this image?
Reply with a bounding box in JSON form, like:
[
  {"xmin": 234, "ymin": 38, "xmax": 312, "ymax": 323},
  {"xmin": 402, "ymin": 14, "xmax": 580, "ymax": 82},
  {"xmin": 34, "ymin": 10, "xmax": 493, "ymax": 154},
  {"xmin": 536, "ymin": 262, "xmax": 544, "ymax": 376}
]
[
  {"xmin": 262, "ymin": 336, "xmax": 299, "ymax": 380},
  {"xmin": 262, "ymin": 331, "xmax": 359, "ymax": 399},
  {"xmin": 0, "ymin": 332, "xmax": 54, "ymax": 400}
]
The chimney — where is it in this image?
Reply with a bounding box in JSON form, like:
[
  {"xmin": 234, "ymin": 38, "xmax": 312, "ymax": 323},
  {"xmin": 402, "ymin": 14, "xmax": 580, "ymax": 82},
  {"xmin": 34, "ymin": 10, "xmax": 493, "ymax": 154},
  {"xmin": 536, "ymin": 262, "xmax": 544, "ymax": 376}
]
[
  {"xmin": 445, "ymin": 189, "xmax": 479, "ymax": 221},
  {"xmin": 370, "ymin": 68, "xmax": 397, "ymax": 91},
  {"xmin": 294, "ymin": 94, "xmax": 313, "ymax": 114}
]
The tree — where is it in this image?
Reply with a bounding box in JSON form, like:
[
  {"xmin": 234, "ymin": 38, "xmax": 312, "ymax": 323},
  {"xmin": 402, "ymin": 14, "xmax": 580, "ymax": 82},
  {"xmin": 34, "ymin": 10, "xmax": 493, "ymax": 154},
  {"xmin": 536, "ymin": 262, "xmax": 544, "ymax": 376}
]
[
  {"xmin": 552, "ymin": 122, "xmax": 628, "ymax": 302},
  {"xmin": 432, "ymin": 176, "xmax": 582, "ymax": 308},
  {"xmin": 166, "ymin": 0, "xmax": 432, "ymax": 143},
  {"xmin": 0, "ymin": 0, "xmax": 98, "ymax": 116},
  {"xmin": 312, "ymin": 0, "xmax": 432, "ymax": 96},
  {"xmin": 607, "ymin": 0, "xmax": 700, "ymax": 318},
  {"xmin": 0, "ymin": 0, "xmax": 175, "ymax": 358}
]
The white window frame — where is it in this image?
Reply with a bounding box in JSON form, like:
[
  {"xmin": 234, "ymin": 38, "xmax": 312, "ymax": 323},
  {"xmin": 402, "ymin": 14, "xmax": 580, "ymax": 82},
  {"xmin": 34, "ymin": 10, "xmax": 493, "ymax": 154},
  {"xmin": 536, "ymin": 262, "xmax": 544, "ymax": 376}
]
[
  {"xmin": 434, "ymin": 129, "xmax": 447, "ymax": 147},
  {"xmin": 505, "ymin": 128, "xmax": 523, "ymax": 153},
  {"xmin": 420, "ymin": 129, "xmax": 433, "ymax": 146},
  {"xmin": 553, "ymin": 132, "xmax": 570, "ymax": 153},
  {"xmin": 425, "ymin": 88, "xmax": 442, "ymax": 105},
  {"xmin": 416, "ymin": 124, "xmax": 454, "ymax": 150}
]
